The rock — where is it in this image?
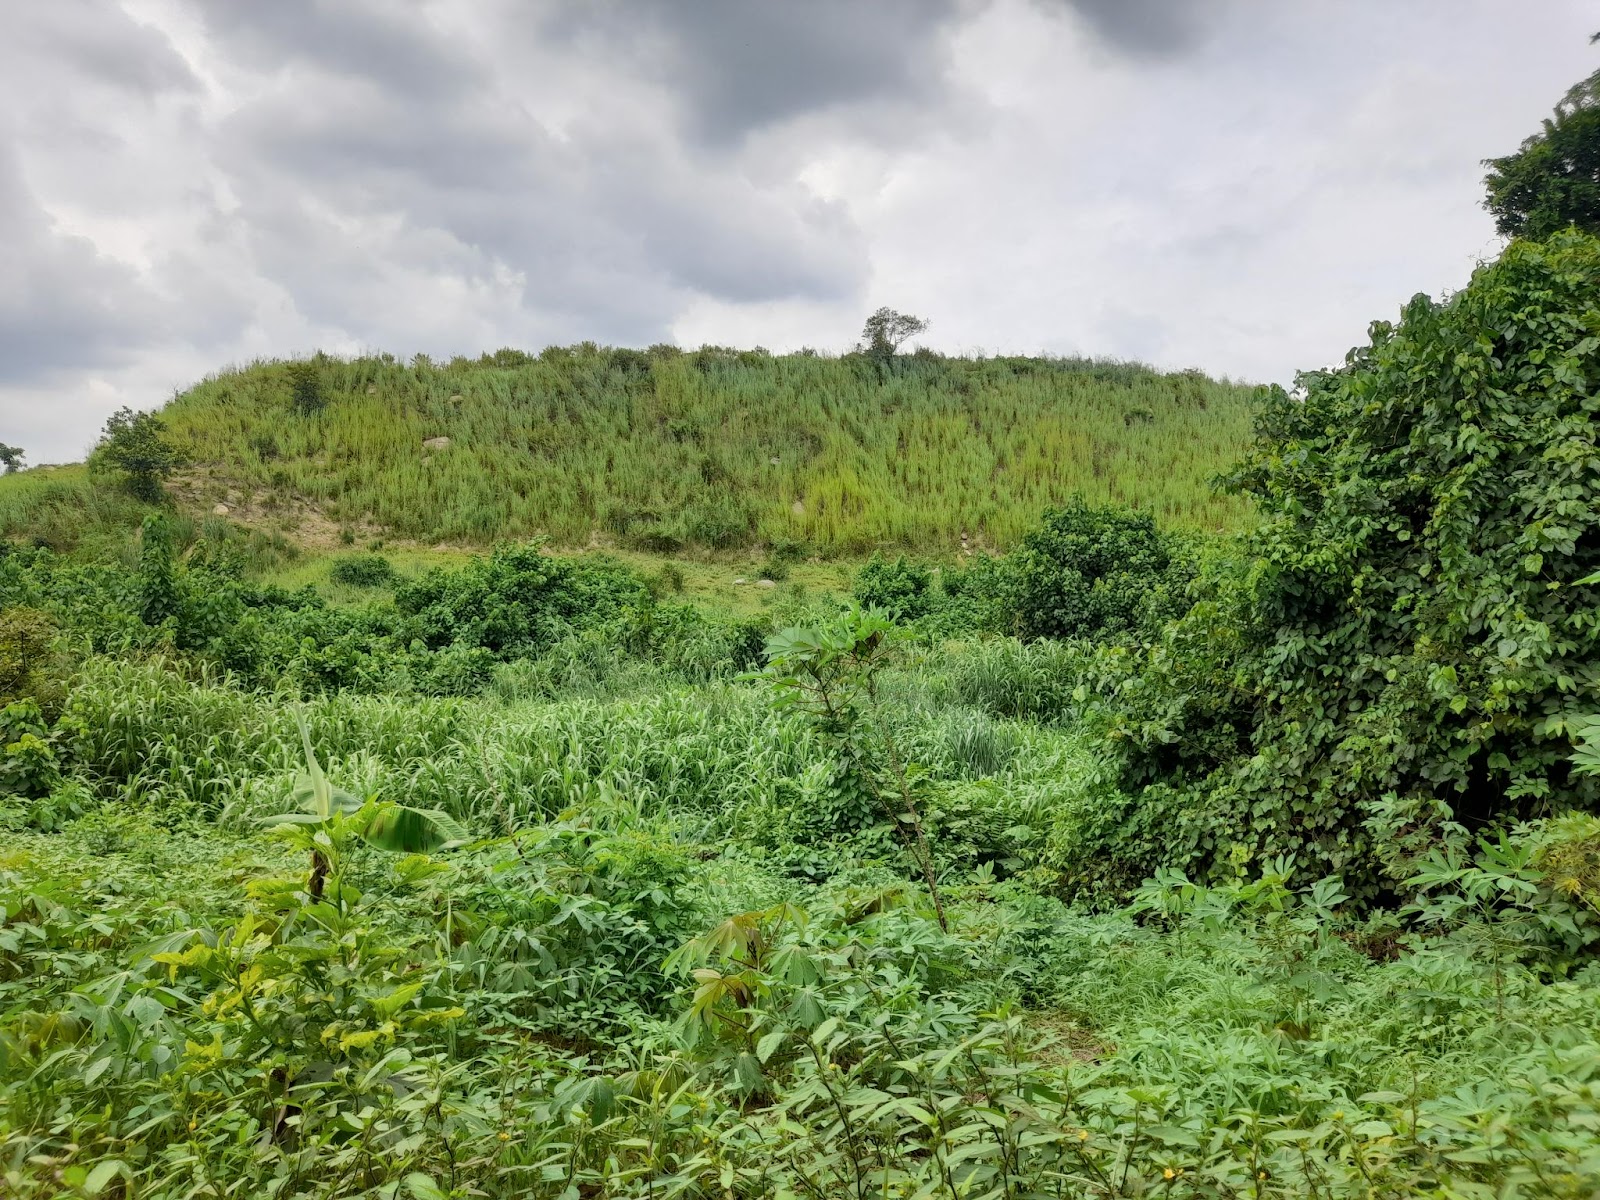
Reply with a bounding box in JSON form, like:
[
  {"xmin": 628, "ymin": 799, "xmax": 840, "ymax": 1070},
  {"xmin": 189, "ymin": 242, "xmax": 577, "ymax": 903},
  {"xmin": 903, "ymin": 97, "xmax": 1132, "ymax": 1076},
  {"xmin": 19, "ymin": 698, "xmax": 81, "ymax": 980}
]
[
  {"xmin": 791, "ymin": 499, "xmax": 805, "ymax": 516},
  {"xmin": 422, "ymin": 436, "xmax": 451, "ymax": 451},
  {"xmin": 449, "ymin": 394, "xmax": 463, "ymax": 405},
  {"xmin": 768, "ymin": 456, "xmax": 780, "ymax": 466},
  {"xmin": 212, "ymin": 503, "xmax": 230, "ymax": 516},
  {"xmin": 733, "ymin": 577, "xmax": 748, "ymax": 585},
  {"xmin": 366, "ymin": 385, "xmax": 378, "ymax": 395},
  {"xmin": 757, "ymin": 579, "xmax": 777, "ymax": 589}
]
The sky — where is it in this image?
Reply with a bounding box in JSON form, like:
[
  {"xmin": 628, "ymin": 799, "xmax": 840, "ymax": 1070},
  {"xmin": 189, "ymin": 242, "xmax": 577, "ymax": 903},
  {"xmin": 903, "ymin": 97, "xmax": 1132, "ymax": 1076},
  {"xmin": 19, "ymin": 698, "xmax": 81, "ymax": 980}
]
[{"xmin": 1, "ymin": 0, "xmax": 1595, "ymax": 464}]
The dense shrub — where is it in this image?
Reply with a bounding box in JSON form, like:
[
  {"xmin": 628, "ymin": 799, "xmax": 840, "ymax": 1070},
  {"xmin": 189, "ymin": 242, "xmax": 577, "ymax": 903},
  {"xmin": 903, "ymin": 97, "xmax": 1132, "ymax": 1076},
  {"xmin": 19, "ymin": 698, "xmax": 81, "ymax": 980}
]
[
  {"xmin": 853, "ymin": 553, "xmax": 933, "ymax": 620},
  {"xmin": 328, "ymin": 553, "xmax": 395, "ymax": 588},
  {"xmin": 1006, "ymin": 496, "xmax": 1183, "ymax": 641},
  {"xmin": 395, "ymin": 543, "xmax": 650, "ymax": 659},
  {"xmin": 1069, "ymin": 232, "xmax": 1600, "ymax": 899}
]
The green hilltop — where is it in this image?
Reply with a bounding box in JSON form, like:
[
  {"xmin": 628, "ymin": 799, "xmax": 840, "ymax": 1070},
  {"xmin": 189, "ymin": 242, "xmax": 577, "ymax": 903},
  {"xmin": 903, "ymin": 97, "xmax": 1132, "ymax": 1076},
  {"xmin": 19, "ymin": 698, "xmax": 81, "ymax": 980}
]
[{"xmin": 144, "ymin": 345, "xmax": 1257, "ymax": 554}]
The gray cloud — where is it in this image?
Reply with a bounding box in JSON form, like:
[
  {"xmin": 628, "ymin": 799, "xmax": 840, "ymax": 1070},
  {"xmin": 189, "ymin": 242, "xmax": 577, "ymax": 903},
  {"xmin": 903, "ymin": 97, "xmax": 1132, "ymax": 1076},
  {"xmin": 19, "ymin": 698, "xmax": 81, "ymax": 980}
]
[
  {"xmin": 0, "ymin": 149, "xmax": 163, "ymax": 382},
  {"xmin": 540, "ymin": 0, "xmax": 969, "ymax": 144},
  {"xmin": 1043, "ymin": 0, "xmax": 1233, "ymax": 56},
  {"xmin": 9, "ymin": 0, "xmax": 198, "ymax": 97}
]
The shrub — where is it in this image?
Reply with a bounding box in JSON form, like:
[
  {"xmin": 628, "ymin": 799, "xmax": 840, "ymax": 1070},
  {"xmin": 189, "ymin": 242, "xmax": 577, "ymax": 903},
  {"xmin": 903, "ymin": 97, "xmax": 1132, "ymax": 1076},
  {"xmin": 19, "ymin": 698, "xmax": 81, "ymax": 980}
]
[
  {"xmin": 853, "ymin": 554, "xmax": 933, "ymax": 621},
  {"xmin": 1007, "ymin": 497, "xmax": 1178, "ymax": 641},
  {"xmin": 89, "ymin": 407, "xmax": 188, "ymax": 501},
  {"xmin": 286, "ymin": 359, "xmax": 327, "ymax": 415},
  {"xmin": 1074, "ymin": 232, "xmax": 1600, "ymax": 899},
  {"xmin": 329, "ymin": 553, "xmax": 396, "ymax": 588}
]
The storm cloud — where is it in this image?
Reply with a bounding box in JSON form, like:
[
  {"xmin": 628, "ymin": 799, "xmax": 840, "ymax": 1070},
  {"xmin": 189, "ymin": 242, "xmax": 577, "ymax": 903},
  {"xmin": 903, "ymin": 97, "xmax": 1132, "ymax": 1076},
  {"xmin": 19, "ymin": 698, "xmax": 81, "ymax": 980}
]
[{"xmin": 0, "ymin": 0, "xmax": 1594, "ymax": 462}]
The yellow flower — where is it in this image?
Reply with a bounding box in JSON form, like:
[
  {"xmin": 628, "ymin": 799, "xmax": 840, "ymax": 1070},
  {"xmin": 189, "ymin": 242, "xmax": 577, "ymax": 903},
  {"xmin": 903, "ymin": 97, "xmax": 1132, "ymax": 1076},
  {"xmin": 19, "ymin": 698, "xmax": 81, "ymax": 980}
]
[
  {"xmin": 498, "ymin": 1132, "xmax": 510, "ymax": 1142},
  {"xmin": 1078, "ymin": 1130, "xmax": 1090, "ymax": 1142},
  {"xmin": 188, "ymin": 1119, "xmax": 198, "ymax": 1132},
  {"xmin": 1163, "ymin": 1168, "xmax": 1175, "ymax": 1180}
]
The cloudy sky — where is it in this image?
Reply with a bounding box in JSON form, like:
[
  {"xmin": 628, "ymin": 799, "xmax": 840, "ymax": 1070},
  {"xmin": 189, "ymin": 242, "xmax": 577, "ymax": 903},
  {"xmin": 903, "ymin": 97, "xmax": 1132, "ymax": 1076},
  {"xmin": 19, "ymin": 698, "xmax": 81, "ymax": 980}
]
[{"xmin": 1, "ymin": 0, "xmax": 1595, "ymax": 463}]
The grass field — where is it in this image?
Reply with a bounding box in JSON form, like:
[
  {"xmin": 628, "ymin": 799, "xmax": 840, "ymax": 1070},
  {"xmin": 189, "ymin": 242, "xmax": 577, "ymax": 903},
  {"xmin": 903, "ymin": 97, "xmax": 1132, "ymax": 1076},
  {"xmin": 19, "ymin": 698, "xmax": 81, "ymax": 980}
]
[{"xmin": 153, "ymin": 346, "xmax": 1258, "ymax": 553}]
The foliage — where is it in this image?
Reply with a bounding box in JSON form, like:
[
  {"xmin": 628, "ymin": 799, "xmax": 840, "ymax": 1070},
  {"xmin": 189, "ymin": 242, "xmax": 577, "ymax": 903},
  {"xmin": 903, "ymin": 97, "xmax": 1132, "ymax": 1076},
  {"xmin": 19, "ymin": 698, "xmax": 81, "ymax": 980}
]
[
  {"xmin": 1006, "ymin": 495, "xmax": 1186, "ymax": 641},
  {"xmin": 88, "ymin": 406, "xmax": 188, "ymax": 502},
  {"xmin": 852, "ymin": 553, "xmax": 933, "ymax": 621},
  {"xmin": 142, "ymin": 347, "xmax": 1254, "ymax": 550},
  {"xmin": 764, "ymin": 609, "xmax": 949, "ymax": 929},
  {"xmin": 0, "ymin": 607, "xmax": 61, "ymax": 712},
  {"xmin": 395, "ymin": 543, "xmax": 651, "ymax": 661},
  {"xmin": 1484, "ymin": 67, "xmax": 1600, "ymax": 239},
  {"xmin": 285, "ymin": 358, "xmax": 328, "ymax": 415},
  {"xmin": 859, "ymin": 306, "xmax": 929, "ymax": 362},
  {"xmin": 0, "ymin": 446, "xmax": 22, "ymax": 474},
  {"xmin": 1071, "ymin": 232, "xmax": 1600, "ymax": 899},
  {"xmin": 328, "ymin": 552, "xmax": 396, "ymax": 588}
]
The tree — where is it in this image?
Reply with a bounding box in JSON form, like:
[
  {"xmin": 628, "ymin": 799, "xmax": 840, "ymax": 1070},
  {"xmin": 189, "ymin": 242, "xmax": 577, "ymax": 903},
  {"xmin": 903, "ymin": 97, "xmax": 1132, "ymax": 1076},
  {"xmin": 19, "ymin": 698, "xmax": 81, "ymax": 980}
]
[
  {"xmin": 90, "ymin": 406, "xmax": 188, "ymax": 501},
  {"xmin": 859, "ymin": 307, "xmax": 928, "ymax": 361},
  {"xmin": 0, "ymin": 445, "xmax": 22, "ymax": 474},
  {"xmin": 1483, "ymin": 64, "xmax": 1600, "ymax": 239}
]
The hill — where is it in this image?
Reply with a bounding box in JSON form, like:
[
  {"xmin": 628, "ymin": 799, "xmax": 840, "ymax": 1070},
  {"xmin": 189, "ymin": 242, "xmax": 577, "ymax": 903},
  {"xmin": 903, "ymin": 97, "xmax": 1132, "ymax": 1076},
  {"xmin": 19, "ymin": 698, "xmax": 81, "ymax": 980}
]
[{"xmin": 146, "ymin": 346, "xmax": 1257, "ymax": 554}]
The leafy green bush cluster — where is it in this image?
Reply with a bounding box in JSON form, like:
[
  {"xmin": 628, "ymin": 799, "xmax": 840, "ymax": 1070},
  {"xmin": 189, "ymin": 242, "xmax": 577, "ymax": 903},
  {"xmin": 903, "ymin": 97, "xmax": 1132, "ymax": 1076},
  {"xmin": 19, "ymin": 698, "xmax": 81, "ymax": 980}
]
[
  {"xmin": 0, "ymin": 537, "xmax": 775, "ymax": 701},
  {"xmin": 1061, "ymin": 232, "xmax": 1600, "ymax": 899}
]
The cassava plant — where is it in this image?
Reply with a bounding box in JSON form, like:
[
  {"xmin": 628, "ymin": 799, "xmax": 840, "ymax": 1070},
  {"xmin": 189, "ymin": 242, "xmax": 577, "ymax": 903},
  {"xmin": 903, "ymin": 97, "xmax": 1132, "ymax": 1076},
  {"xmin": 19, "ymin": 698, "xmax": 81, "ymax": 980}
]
[{"xmin": 763, "ymin": 608, "xmax": 948, "ymax": 930}]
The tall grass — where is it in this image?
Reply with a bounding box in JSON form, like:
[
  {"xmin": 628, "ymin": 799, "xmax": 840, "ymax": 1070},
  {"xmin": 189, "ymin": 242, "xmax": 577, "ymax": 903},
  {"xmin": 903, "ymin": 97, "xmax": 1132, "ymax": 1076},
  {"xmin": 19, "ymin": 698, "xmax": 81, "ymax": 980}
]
[
  {"xmin": 160, "ymin": 347, "xmax": 1258, "ymax": 552},
  {"xmin": 0, "ymin": 465, "xmax": 154, "ymax": 555}
]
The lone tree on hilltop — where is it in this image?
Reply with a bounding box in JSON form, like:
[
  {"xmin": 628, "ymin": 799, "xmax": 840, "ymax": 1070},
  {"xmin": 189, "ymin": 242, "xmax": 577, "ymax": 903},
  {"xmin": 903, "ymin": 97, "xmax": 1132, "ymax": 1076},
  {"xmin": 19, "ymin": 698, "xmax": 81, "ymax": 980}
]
[
  {"xmin": 90, "ymin": 407, "xmax": 188, "ymax": 501},
  {"xmin": 0, "ymin": 445, "xmax": 22, "ymax": 474},
  {"xmin": 860, "ymin": 307, "xmax": 929, "ymax": 362},
  {"xmin": 1483, "ymin": 48, "xmax": 1600, "ymax": 239}
]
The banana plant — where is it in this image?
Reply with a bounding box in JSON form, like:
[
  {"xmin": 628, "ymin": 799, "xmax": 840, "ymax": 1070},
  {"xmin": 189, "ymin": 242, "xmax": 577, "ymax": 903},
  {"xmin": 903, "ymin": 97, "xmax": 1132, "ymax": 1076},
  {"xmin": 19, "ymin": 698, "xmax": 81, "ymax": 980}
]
[{"xmin": 260, "ymin": 710, "xmax": 468, "ymax": 902}]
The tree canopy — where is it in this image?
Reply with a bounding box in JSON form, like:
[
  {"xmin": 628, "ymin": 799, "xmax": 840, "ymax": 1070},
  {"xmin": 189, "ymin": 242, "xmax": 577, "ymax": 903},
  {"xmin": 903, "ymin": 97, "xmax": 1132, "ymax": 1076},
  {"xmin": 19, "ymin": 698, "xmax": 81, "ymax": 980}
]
[
  {"xmin": 1483, "ymin": 66, "xmax": 1600, "ymax": 239},
  {"xmin": 89, "ymin": 407, "xmax": 188, "ymax": 501},
  {"xmin": 859, "ymin": 307, "xmax": 928, "ymax": 360}
]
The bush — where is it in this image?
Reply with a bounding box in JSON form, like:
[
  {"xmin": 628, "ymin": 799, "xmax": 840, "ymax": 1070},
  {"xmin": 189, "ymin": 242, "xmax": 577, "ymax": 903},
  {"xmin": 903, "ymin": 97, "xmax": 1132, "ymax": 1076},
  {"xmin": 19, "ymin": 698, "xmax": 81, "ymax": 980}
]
[
  {"xmin": 853, "ymin": 554, "xmax": 933, "ymax": 621},
  {"xmin": 286, "ymin": 359, "xmax": 327, "ymax": 415},
  {"xmin": 329, "ymin": 553, "xmax": 396, "ymax": 588},
  {"xmin": 1073, "ymin": 232, "xmax": 1600, "ymax": 900},
  {"xmin": 89, "ymin": 407, "xmax": 188, "ymax": 501},
  {"xmin": 1007, "ymin": 497, "xmax": 1180, "ymax": 642}
]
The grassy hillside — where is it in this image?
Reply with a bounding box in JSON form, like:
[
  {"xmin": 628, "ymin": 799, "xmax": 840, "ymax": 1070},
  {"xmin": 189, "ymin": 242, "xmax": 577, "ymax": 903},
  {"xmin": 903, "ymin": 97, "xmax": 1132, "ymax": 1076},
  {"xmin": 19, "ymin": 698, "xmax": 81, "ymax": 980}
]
[{"xmin": 157, "ymin": 346, "xmax": 1257, "ymax": 553}]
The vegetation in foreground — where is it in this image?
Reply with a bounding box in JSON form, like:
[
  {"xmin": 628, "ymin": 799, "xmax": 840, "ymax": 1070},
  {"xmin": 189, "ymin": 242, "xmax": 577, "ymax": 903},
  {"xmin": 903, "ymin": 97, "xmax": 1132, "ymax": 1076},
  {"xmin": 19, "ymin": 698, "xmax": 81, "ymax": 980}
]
[{"xmin": 2, "ymin": 227, "xmax": 1599, "ymax": 1197}]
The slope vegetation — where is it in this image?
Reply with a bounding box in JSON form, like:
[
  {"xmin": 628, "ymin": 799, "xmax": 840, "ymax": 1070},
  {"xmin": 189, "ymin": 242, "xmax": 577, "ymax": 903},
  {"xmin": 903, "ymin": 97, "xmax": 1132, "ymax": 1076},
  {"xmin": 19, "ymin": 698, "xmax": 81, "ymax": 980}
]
[{"xmin": 159, "ymin": 346, "xmax": 1257, "ymax": 552}]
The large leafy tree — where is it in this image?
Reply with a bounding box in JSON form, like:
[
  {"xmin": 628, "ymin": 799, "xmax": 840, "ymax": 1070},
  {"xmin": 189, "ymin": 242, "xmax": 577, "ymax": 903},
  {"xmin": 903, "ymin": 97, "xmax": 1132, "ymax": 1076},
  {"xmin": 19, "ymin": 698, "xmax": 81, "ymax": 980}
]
[
  {"xmin": 1483, "ymin": 63, "xmax": 1600, "ymax": 239},
  {"xmin": 1071, "ymin": 233, "xmax": 1600, "ymax": 898}
]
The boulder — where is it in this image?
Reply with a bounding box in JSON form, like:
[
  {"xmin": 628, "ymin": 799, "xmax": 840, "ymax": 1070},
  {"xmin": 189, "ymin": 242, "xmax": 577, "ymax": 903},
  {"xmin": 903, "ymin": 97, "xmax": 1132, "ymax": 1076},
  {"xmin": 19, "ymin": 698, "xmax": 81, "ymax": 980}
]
[
  {"xmin": 757, "ymin": 579, "xmax": 777, "ymax": 589},
  {"xmin": 212, "ymin": 503, "xmax": 230, "ymax": 516},
  {"xmin": 422, "ymin": 436, "xmax": 451, "ymax": 451}
]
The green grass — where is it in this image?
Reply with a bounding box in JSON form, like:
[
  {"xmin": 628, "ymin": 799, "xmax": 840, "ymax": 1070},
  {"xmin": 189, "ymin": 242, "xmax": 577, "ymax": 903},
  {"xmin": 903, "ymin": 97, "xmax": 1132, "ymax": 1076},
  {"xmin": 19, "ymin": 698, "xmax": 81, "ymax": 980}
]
[
  {"xmin": 0, "ymin": 465, "xmax": 156, "ymax": 557},
  {"xmin": 258, "ymin": 545, "xmax": 859, "ymax": 615},
  {"xmin": 158, "ymin": 346, "xmax": 1258, "ymax": 554}
]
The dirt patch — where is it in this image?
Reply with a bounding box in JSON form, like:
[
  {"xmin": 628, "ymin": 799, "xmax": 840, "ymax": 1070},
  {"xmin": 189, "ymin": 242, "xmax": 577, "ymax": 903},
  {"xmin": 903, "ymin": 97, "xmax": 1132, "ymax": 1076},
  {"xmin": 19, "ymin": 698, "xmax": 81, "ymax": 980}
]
[{"xmin": 1025, "ymin": 1011, "xmax": 1110, "ymax": 1066}]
